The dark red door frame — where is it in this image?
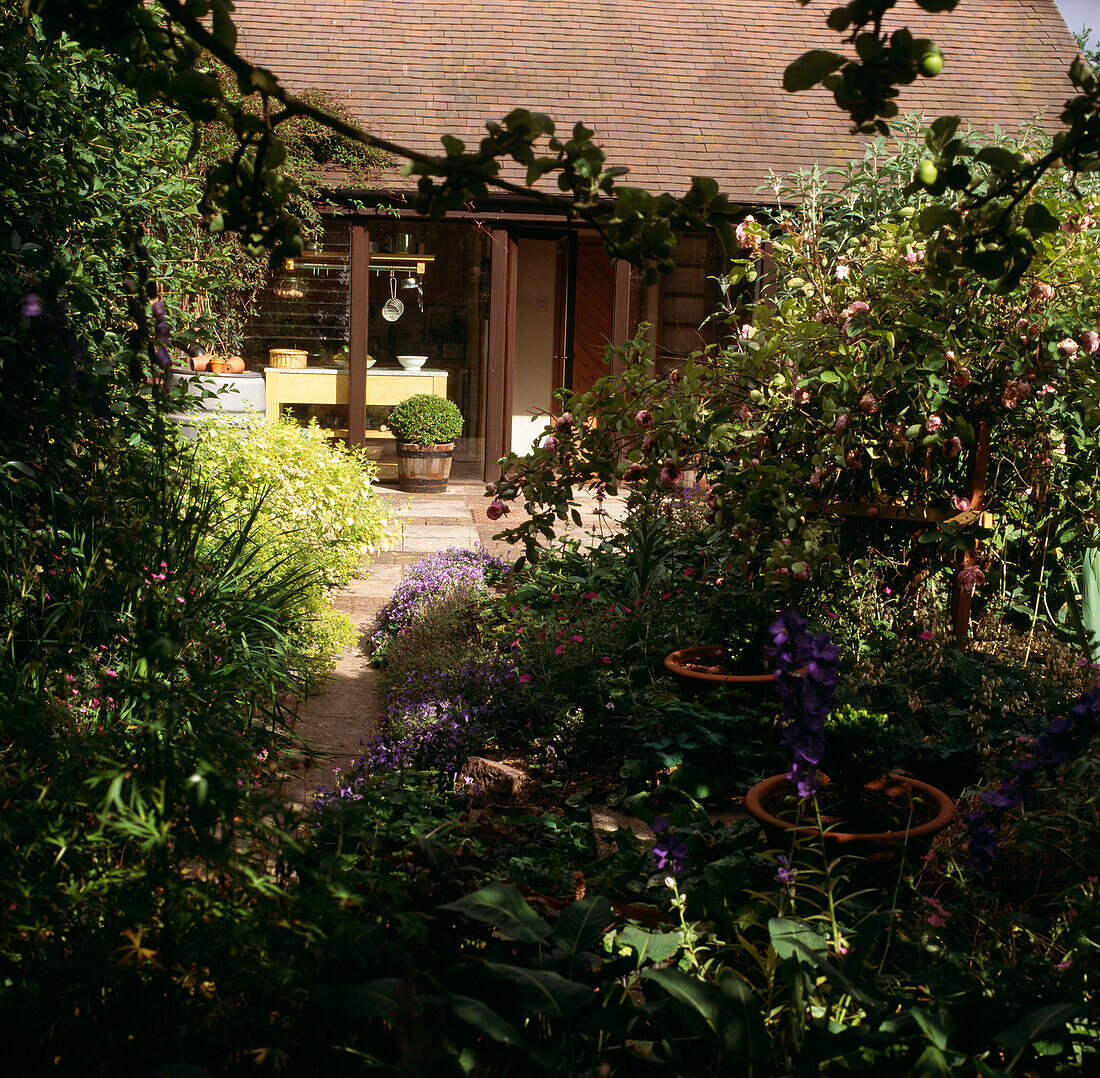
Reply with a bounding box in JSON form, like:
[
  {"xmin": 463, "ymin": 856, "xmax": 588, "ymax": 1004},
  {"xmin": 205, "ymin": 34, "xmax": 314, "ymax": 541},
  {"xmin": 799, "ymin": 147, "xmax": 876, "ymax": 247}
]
[
  {"xmin": 348, "ymin": 224, "xmax": 370, "ymax": 448},
  {"xmin": 485, "ymin": 228, "xmax": 517, "ymax": 481}
]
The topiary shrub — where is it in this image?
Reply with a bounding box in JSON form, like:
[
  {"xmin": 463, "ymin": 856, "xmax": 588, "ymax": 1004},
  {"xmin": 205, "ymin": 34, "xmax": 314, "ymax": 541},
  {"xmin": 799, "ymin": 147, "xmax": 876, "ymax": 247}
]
[{"xmin": 386, "ymin": 393, "xmax": 463, "ymax": 445}]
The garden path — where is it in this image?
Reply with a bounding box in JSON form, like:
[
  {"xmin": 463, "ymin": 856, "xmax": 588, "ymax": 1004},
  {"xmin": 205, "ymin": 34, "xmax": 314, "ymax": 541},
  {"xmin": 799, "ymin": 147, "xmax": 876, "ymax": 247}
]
[{"xmin": 282, "ymin": 478, "xmax": 627, "ymax": 806}]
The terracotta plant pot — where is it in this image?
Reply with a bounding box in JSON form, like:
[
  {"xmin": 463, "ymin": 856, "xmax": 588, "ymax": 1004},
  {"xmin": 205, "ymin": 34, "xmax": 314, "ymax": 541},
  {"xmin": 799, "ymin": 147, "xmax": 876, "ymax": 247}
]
[
  {"xmin": 663, "ymin": 645, "xmax": 775, "ymax": 702},
  {"xmin": 744, "ymin": 772, "xmax": 955, "ymax": 862},
  {"xmin": 396, "ymin": 442, "xmax": 454, "ymax": 493}
]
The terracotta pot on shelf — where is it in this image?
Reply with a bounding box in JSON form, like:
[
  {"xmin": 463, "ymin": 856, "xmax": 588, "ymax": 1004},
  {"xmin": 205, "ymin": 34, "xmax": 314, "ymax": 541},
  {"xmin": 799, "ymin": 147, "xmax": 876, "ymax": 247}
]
[
  {"xmin": 744, "ymin": 772, "xmax": 955, "ymax": 862},
  {"xmin": 663, "ymin": 645, "xmax": 775, "ymax": 702}
]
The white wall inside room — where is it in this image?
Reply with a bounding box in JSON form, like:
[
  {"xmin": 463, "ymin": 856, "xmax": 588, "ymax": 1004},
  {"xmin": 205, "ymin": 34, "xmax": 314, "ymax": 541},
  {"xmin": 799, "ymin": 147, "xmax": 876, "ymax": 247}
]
[{"xmin": 511, "ymin": 238, "xmax": 558, "ymax": 453}]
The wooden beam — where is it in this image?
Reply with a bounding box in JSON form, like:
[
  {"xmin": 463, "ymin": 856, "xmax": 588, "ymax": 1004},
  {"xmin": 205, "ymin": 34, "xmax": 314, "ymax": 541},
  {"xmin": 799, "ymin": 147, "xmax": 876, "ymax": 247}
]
[
  {"xmin": 348, "ymin": 225, "xmax": 369, "ymax": 448},
  {"xmin": 485, "ymin": 229, "xmax": 515, "ymax": 481},
  {"xmin": 609, "ymin": 258, "xmax": 632, "ymax": 377}
]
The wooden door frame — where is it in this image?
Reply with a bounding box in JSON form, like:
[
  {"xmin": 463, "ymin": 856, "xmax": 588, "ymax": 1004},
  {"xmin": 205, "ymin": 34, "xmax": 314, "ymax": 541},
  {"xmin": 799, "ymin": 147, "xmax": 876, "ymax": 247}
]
[
  {"xmin": 485, "ymin": 228, "xmax": 517, "ymax": 481},
  {"xmin": 348, "ymin": 224, "xmax": 371, "ymax": 447}
]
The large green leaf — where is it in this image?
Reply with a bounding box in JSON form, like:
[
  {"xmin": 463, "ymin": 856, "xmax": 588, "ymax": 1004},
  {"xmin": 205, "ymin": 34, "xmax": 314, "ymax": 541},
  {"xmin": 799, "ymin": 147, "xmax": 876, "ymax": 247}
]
[
  {"xmin": 480, "ymin": 961, "xmax": 594, "ymax": 1017},
  {"xmin": 768, "ymin": 917, "xmax": 827, "ymax": 962},
  {"xmin": 552, "ymin": 895, "xmax": 614, "ymax": 957},
  {"xmin": 616, "ymin": 924, "xmax": 683, "ymax": 965},
  {"xmin": 440, "ymin": 882, "xmax": 551, "ymax": 943}
]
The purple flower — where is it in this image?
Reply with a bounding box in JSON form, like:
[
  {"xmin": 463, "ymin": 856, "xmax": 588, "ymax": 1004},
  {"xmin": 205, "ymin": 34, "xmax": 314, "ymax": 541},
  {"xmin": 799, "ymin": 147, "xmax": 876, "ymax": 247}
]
[
  {"xmin": 776, "ymin": 854, "xmax": 797, "ymax": 884},
  {"xmin": 966, "ymin": 682, "xmax": 1100, "ymax": 872},
  {"xmin": 770, "ymin": 611, "xmax": 839, "ymax": 798},
  {"xmin": 21, "ymin": 293, "xmax": 43, "ymax": 318},
  {"xmin": 652, "ymin": 819, "xmax": 688, "ymax": 875}
]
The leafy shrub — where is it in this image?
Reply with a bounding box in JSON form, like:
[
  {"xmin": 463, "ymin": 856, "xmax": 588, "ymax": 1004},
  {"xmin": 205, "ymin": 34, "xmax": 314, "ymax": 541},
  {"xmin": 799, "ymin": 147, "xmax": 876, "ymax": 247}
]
[
  {"xmin": 187, "ymin": 413, "xmax": 391, "ymax": 585},
  {"xmin": 386, "ymin": 392, "xmax": 463, "ymax": 445}
]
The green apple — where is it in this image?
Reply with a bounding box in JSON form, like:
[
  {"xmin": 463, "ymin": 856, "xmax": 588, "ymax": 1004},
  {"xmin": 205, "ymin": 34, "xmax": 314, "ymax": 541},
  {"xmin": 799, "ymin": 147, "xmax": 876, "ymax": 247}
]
[
  {"xmin": 920, "ymin": 49, "xmax": 944, "ymax": 77},
  {"xmin": 917, "ymin": 159, "xmax": 939, "ymax": 186}
]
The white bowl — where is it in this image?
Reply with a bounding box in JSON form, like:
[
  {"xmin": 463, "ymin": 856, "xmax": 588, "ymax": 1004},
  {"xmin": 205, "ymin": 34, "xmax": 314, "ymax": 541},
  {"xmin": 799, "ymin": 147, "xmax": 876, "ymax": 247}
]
[{"xmin": 397, "ymin": 354, "xmax": 428, "ymax": 370}]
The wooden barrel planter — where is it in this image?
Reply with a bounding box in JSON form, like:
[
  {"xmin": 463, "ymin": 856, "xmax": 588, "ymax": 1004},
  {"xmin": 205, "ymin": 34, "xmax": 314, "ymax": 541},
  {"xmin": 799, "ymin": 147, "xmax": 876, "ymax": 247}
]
[{"xmin": 396, "ymin": 442, "xmax": 454, "ymax": 493}]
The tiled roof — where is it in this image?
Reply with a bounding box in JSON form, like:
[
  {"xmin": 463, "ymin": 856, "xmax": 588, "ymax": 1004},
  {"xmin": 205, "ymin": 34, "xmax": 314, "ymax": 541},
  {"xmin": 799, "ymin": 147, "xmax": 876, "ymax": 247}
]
[{"xmin": 229, "ymin": 0, "xmax": 1081, "ymax": 203}]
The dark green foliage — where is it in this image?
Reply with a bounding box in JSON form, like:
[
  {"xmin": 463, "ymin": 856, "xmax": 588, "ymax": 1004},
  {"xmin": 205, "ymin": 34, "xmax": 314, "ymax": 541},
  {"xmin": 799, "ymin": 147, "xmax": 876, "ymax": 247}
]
[{"xmin": 386, "ymin": 392, "xmax": 464, "ymax": 445}]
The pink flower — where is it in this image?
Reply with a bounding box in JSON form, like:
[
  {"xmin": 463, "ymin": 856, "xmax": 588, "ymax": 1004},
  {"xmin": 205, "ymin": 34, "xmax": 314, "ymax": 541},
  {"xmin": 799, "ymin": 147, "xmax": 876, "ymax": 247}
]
[
  {"xmin": 735, "ymin": 215, "xmax": 759, "ymax": 248},
  {"xmin": 858, "ymin": 392, "xmax": 878, "ymax": 415},
  {"xmin": 814, "ymin": 307, "xmax": 835, "ymax": 324},
  {"xmin": 554, "ymin": 411, "xmax": 574, "ymax": 431},
  {"xmin": 957, "ymin": 564, "xmax": 986, "ymax": 595},
  {"xmin": 640, "ymin": 433, "xmax": 655, "ymax": 453},
  {"xmin": 486, "ymin": 499, "xmax": 509, "ymax": 521},
  {"xmin": 904, "ymin": 250, "xmax": 924, "ymax": 265},
  {"xmin": 660, "ymin": 460, "xmax": 682, "ymax": 486},
  {"xmin": 1001, "ymin": 379, "xmax": 1031, "ymax": 409},
  {"xmin": 518, "ymin": 674, "xmax": 532, "ymax": 684},
  {"xmin": 1080, "ymin": 330, "xmax": 1099, "ymax": 354},
  {"xmin": 945, "ymin": 435, "xmax": 962, "ymax": 458},
  {"xmin": 845, "ymin": 448, "xmax": 862, "ymax": 469},
  {"xmin": 738, "ymin": 323, "xmax": 753, "ymax": 340},
  {"xmin": 599, "ymin": 656, "xmax": 612, "ymax": 664},
  {"xmin": 635, "ymin": 409, "xmax": 654, "ymax": 429},
  {"xmin": 1054, "ymin": 957, "xmax": 1073, "ymax": 971},
  {"xmin": 554, "ymin": 645, "xmax": 564, "ymax": 656},
  {"xmin": 808, "ymin": 466, "xmax": 825, "ymax": 489},
  {"xmin": 834, "ymin": 261, "xmax": 850, "ymax": 280},
  {"xmin": 846, "ymin": 300, "xmax": 870, "ymax": 316},
  {"xmin": 945, "ymin": 350, "xmax": 955, "ymax": 361},
  {"xmin": 924, "ymin": 896, "xmax": 950, "ymax": 928},
  {"xmin": 542, "ymin": 434, "xmax": 559, "ymax": 453},
  {"xmin": 925, "ymin": 414, "xmax": 942, "ymax": 433},
  {"xmin": 622, "ymin": 462, "xmax": 646, "ymax": 482},
  {"xmin": 1059, "ymin": 337, "xmax": 1080, "ymax": 356},
  {"xmin": 570, "ymin": 634, "xmax": 584, "ymax": 644},
  {"xmin": 952, "ymin": 495, "xmax": 971, "ymax": 512},
  {"xmin": 1040, "ymin": 383, "xmax": 1057, "ymax": 397},
  {"xmin": 668, "ymin": 368, "xmax": 681, "ymax": 387},
  {"xmin": 834, "ymin": 413, "xmax": 849, "ymax": 433},
  {"xmin": 581, "ymin": 591, "xmax": 598, "ymax": 600},
  {"xmin": 951, "ymin": 367, "xmax": 972, "ymax": 389},
  {"xmin": 1028, "ymin": 281, "xmax": 1055, "ymax": 304},
  {"xmin": 920, "ymin": 630, "xmax": 935, "ymax": 641}
]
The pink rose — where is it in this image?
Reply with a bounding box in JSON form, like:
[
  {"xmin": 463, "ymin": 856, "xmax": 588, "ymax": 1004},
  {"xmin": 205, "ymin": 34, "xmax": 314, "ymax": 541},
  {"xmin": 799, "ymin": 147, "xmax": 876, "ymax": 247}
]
[
  {"xmin": 541, "ymin": 434, "xmax": 559, "ymax": 452},
  {"xmin": 660, "ymin": 460, "xmax": 682, "ymax": 486},
  {"xmin": 834, "ymin": 413, "xmax": 849, "ymax": 433},
  {"xmin": 945, "ymin": 436, "xmax": 962, "ymax": 458},
  {"xmin": 951, "ymin": 367, "xmax": 972, "ymax": 389},
  {"xmin": 1040, "ymin": 383, "xmax": 1056, "ymax": 397},
  {"xmin": 735, "ymin": 215, "xmax": 758, "ymax": 248},
  {"xmin": 641, "ymin": 432, "xmax": 654, "ymax": 453},
  {"xmin": 486, "ymin": 499, "xmax": 509, "ymax": 521},
  {"xmin": 635, "ymin": 409, "xmax": 654, "ymax": 429},
  {"xmin": 903, "ymin": 250, "xmax": 924, "ymax": 265},
  {"xmin": 925, "ymin": 414, "xmax": 942, "ymax": 433},
  {"xmin": 1029, "ymin": 281, "xmax": 1055, "ymax": 304},
  {"xmin": 1080, "ymin": 330, "xmax": 1099, "ymax": 355},
  {"xmin": 1059, "ymin": 337, "xmax": 1080, "ymax": 356},
  {"xmin": 957, "ymin": 564, "xmax": 986, "ymax": 595},
  {"xmin": 554, "ymin": 411, "xmax": 574, "ymax": 431},
  {"xmin": 622, "ymin": 462, "xmax": 646, "ymax": 482},
  {"xmin": 858, "ymin": 392, "xmax": 878, "ymax": 415},
  {"xmin": 952, "ymin": 495, "xmax": 971, "ymax": 512}
]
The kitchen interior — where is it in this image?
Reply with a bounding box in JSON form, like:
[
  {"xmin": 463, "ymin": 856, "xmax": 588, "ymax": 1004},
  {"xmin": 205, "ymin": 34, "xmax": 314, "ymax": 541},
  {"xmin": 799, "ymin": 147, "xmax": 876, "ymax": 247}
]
[{"xmin": 242, "ymin": 218, "xmax": 491, "ymax": 478}]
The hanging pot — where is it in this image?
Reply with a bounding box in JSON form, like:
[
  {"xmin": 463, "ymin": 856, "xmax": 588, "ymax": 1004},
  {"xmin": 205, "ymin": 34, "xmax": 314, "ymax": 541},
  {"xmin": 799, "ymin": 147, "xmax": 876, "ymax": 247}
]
[{"xmin": 382, "ymin": 273, "xmax": 404, "ymax": 322}]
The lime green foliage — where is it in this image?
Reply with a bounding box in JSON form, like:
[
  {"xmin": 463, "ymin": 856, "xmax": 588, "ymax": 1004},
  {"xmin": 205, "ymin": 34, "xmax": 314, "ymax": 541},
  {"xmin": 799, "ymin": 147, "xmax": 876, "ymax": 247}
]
[
  {"xmin": 189, "ymin": 414, "xmax": 392, "ymax": 585},
  {"xmin": 386, "ymin": 393, "xmax": 464, "ymax": 445},
  {"xmin": 185, "ymin": 415, "xmax": 391, "ymax": 683}
]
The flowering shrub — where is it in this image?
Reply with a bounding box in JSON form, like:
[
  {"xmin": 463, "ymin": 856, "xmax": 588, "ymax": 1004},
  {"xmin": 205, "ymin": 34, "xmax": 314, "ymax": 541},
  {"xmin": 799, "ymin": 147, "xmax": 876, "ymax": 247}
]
[
  {"xmin": 370, "ymin": 546, "xmax": 510, "ymax": 661},
  {"xmin": 491, "ymin": 125, "xmax": 1100, "ymax": 617}
]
